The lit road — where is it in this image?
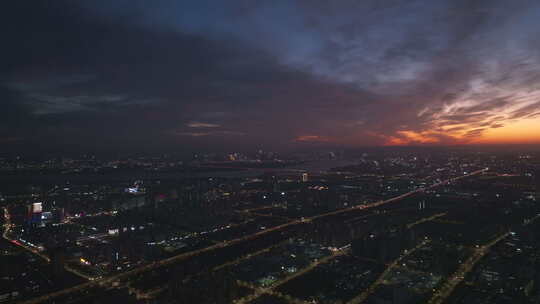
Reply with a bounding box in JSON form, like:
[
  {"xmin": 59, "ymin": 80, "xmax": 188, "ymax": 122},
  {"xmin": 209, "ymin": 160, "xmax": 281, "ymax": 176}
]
[
  {"xmin": 234, "ymin": 247, "xmax": 350, "ymax": 304},
  {"xmin": 347, "ymin": 240, "xmax": 430, "ymax": 304},
  {"xmin": 426, "ymin": 232, "xmax": 509, "ymax": 304},
  {"xmin": 212, "ymin": 240, "xmax": 289, "ymax": 273},
  {"xmin": 2, "ymin": 207, "xmax": 51, "ymax": 263},
  {"xmin": 236, "ymin": 280, "xmax": 308, "ymax": 304},
  {"xmin": 2, "ymin": 207, "xmax": 10, "ymax": 240},
  {"xmin": 132, "ymin": 240, "xmax": 290, "ymax": 300},
  {"xmin": 407, "ymin": 212, "xmax": 447, "ymax": 229},
  {"xmin": 308, "ymin": 169, "xmax": 488, "ymax": 223},
  {"xmin": 427, "ymin": 211, "xmax": 540, "ymax": 304},
  {"xmin": 17, "ymin": 168, "xmax": 488, "ymax": 304},
  {"xmin": 63, "ymin": 264, "xmax": 96, "ymax": 281}
]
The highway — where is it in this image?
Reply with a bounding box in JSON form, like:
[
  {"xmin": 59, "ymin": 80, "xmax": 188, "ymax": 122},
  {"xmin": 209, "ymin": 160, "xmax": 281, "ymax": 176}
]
[
  {"xmin": 131, "ymin": 240, "xmax": 290, "ymax": 300},
  {"xmin": 426, "ymin": 232, "xmax": 509, "ymax": 304},
  {"xmin": 3, "ymin": 208, "xmax": 115, "ymax": 282},
  {"xmin": 17, "ymin": 168, "xmax": 488, "ymax": 304},
  {"xmin": 2, "ymin": 207, "xmax": 10, "ymax": 240},
  {"xmin": 2, "ymin": 207, "xmax": 51, "ymax": 263},
  {"xmin": 407, "ymin": 212, "xmax": 447, "ymax": 229},
  {"xmin": 427, "ymin": 210, "xmax": 540, "ymax": 304},
  {"xmin": 235, "ymin": 210, "xmax": 447, "ymax": 304},
  {"xmin": 234, "ymin": 246, "xmax": 350, "ymax": 304},
  {"xmin": 347, "ymin": 239, "xmax": 430, "ymax": 304}
]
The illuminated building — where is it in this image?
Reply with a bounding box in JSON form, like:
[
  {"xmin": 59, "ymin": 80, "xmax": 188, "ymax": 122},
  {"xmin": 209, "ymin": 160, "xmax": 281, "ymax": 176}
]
[{"xmin": 26, "ymin": 202, "xmax": 43, "ymax": 226}]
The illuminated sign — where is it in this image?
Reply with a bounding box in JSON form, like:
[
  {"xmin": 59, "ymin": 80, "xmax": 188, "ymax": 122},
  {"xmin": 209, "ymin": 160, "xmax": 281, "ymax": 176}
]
[{"xmin": 32, "ymin": 202, "xmax": 42, "ymax": 213}]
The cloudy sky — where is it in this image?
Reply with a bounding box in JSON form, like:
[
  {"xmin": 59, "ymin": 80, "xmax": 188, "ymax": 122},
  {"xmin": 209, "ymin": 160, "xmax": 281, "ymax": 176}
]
[{"xmin": 3, "ymin": 0, "xmax": 540, "ymax": 153}]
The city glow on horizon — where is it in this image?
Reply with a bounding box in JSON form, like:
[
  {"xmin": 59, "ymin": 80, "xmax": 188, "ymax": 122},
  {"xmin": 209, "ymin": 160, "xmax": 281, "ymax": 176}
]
[
  {"xmin": 296, "ymin": 115, "xmax": 540, "ymax": 147},
  {"xmin": 474, "ymin": 118, "xmax": 540, "ymax": 144}
]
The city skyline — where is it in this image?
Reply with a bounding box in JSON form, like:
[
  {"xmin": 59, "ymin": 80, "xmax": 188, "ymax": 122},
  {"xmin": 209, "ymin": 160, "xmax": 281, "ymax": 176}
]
[{"xmin": 3, "ymin": 3, "xmax": 540, "ymax": 301}]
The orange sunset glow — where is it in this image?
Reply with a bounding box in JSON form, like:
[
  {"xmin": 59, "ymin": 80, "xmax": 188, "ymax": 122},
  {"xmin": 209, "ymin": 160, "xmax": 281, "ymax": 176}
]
[{"xmin": 475, "ymin": 118, "xmax": 540, "ymax": 144}]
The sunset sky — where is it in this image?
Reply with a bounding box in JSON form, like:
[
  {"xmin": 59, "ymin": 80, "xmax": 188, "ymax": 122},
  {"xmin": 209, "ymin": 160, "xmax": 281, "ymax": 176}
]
[{"xmin": 2, "ymin": 0, "xmax": 540, "ymax": 153}]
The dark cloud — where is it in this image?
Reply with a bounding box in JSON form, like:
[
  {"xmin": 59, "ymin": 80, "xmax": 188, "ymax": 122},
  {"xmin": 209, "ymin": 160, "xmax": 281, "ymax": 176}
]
[{"xmin": 3, "ymin": 0, "xmax": 540, "ymax": 153}]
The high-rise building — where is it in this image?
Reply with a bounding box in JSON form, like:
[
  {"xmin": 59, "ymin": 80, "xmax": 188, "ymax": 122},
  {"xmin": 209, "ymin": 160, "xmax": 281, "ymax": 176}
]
[
  {"xmin": 49, "ymin": 247, "xmax": 67, "ymax": 278},
  {"xmin": 52, "ymin": 208, "xmax": 65, "ymax": 223},
  {"xmin": 264, "ymin": 173, "xmax": 279, "ymax": 192},
  {"xmin": 27, "ymin": 202, "xmax": 43, "ymax": 225},
  {"xmin": 301, "ymin": 173, "xmax": 309, "ymax": 183},
  {"xmin": 9, "ymin": 205, "xmax": 28, "ymax": 226}
]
